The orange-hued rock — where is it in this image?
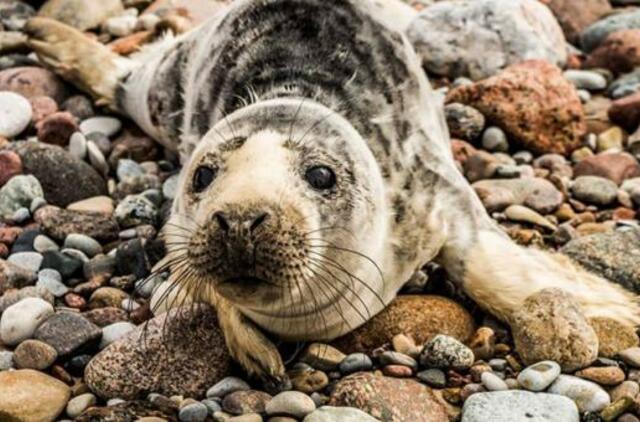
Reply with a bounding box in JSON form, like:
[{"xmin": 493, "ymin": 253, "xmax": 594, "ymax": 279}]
[
  {"xmin": 585, "ymin": 30, "xmax": 640, "ymax": 76},
  {"xmin": 332, "ymin": 295, "xmax": 475, "ymax": 354},
  {"xmin": 446, "ymin": 60, "xmax": 585, "ymax": 156}
]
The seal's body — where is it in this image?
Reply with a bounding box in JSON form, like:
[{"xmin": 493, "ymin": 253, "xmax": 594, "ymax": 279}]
[{"xmin": 26, "ymin": 0, "xmax": 640, "ymax": 387}]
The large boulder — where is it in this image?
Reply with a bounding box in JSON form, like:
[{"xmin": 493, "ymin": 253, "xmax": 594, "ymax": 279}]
[
  {"xmin": 85, "ymin": 304, "xmax": 232, "ymax": 400},
  {"xmin": 446, "ymin": 60, "xmax": 585, "ymax": 155},
  {"xmin": 331, "ymin": 295, "xmax": 475, "ymax": 354},
  {"xmin": 406, "ymin": 0, "xmax": 566, "ymax": 80}
]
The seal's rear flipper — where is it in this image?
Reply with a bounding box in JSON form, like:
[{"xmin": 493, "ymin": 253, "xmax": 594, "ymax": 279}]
[
  {"xmin": 447, "ymin": 228, "xmax": 640, "ymax": 327},
  {"xmin": 25, "ymin": 17, "xmax": 135, "ymax": 109}
]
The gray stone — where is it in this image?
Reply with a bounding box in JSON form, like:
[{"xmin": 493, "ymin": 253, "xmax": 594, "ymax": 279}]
[
  {"xmin": 406, "ymin": 0, "xmax": 566, "ymax": 80},
  {"xmin": 444, "ymin": 103, "xmax": 486, "ymax": 141},
  {"xmin": 338, "ymin": 353, "xmax": 373, "ymax": 375},
  {"xmin": 473, "ymin": 178, "xmax": 563, "ymax": 214},
  {"xmin": 581, "ymin": 9, "xmax": 640, "ymax": 52},
  {"xmin": 99, "ymin": 321, "xmax": 136, "ymax": 349},
  {"xmin": 482, "ymin": 127, "xmax": 509, "ymax": 152},
  {"xmin": 87, "ymin": 140, "xmax": 109, "ymax": 176},
  {"xmin": 179, "ymin": 402, "xmax": 208, "ymax": 422},
  {"xmin": 116, "ymin": 159, "xmax": 144, "ymax": 182},
  {"xmin": 11, "ymin": 207, "xmax": 30, "ymax": 223},
  {"xmin": 417, "ymin": 369, "xmax": 447, "ymax": 388},
  {"xmin": 378, "ymin": 351, "xmax": 417, "ymax": 370},
  {"xmin": 571, "ymin": 176, "xmax": 618, "ymax": 206},
  {"xmin": 114, "ymin": 194, "xmax": 158, "ymax": 228},
  {"xmin": 562, "ymin": 229, "xmax": 640, "ymax": 293},
  {"xmin": 461, "ymin": 391, "xmax": 579, "ymax": 422},
  {"xmin": 33, "ymin": 311, "xmax": 102, "ymax": 358},
  {"xmin": 0, "ymin": 286, "xmax": 53, "ymax": 313},
  {"xmin": 33, "ymin": 235, "xmax": 59, "ymax": 253},
  {"xmin": 480, "ymin": 371, "xmax": 508, "ymax": 391},
  {"xmin": 64, "ymin": 234, "xmax": 102, "ymax": 258},
  {"xmin": 0, "ymin": 350, "xmax": 13, "ymax": 370},
  {"xmin": 162, "ymin": 174, "xmax": 180, "ymax": 200},
  {"xmin": 68, "ymin": 131, "xmax": 87, "ymax": 160},
  {"xmin": 548, "ymin": 375, "xmax": 610, "ymax": 412},
  {"xmin": 36, "ymin": 268, "xmax": 68, "ymax": 297},
  {"xmin": 0, "ymin": 175, "xmax": 43, "ymax": 219},
  {"xmin": 207, "ymin": 377, "xmax": 251, "ymax": 399},
  {"xmin": 8, "ymin": 252, "xmax": 43, "ymax": 273}
]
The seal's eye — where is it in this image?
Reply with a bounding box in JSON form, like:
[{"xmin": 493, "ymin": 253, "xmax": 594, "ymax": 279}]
[
  {"xmin": 305, "ymin": 166, "xmax": 336, "ymax": 190},
  {"xmin": 192, "ymin": 166, "xmax": 217, "ymax": 192}
]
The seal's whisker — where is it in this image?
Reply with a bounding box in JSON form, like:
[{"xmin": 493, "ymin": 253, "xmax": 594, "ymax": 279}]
[
  {"xmin": 288, "ymin": 97, "xmax": 306, "ymax": 143},
  {"xmin": 306, "ymin": 250, "xmax": 386, "ymax": 309},
  {"xmin": 305, "ymin": 265, "xmax": 353, "ymax": 336},
  {"xmin": 307, "ymin": 259, "xmax": 370, "ymax": 324},
  {"xmin": 305, "ymin": 240, "xmax": 385, "ymax": 284}
]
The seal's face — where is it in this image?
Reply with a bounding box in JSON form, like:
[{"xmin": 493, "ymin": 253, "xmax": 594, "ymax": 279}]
[{"xmin": 165, "ymin": 99, "xmax": 388, "ymax": 339}]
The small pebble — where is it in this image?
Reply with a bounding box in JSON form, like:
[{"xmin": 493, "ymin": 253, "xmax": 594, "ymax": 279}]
[
  {"xmin": 66, "ymin": 392, "xmax": 96, "ymax": 418},
  {"xmin": 266, "ymin": 391, "xmax": 316, "ymax": 418},
  {"xmin": 482, "ymin": 126, "xmax": 509, "ymax": 152},
  {"xmin": 207, "ymin": 377, "xmax": 251, "ymax": 398},
  {"xmin": 80, "ymin": 116, "xmax": 122, "ymax": 137},
  {"xmin": 179, "ymin": 402, "xmax": 208, "ymax": 422},
  {"xmin": 480, "ymin": 371, "xmax": 509, "ymax": 391},
  {"xmin": 517, "ymin": 361, "xmax": 561, "ymax": 392},
  {"xmin": 338, "ymin": 353, "xmax": 373, "ymax": 374}
]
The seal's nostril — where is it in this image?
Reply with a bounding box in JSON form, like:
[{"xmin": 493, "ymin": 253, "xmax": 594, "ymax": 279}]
[
  {"xmin": 214, "ymin": 211, "xmax": 230, "ymax": 232},
  {"xmin": 250, "ymin": 212, "xmax": 269, "ymax": 232}
]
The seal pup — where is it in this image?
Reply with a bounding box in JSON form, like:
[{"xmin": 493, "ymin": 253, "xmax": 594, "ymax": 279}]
[{"xmin": 26, "ymin": 0, "xmax": 640, "ymax": 387}]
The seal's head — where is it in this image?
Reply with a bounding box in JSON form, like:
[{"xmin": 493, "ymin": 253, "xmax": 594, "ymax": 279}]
[{"xmin": 165, "ymin": 98, "xmax": 388, "ymax": 340}]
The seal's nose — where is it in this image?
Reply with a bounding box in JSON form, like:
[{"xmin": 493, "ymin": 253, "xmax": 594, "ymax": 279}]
[{"xmin": 214, "ymin": 210, "xmax": 270, "ymax": 234}]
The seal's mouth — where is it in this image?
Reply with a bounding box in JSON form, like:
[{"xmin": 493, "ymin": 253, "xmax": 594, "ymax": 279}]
[{"xmin": 222, "ymin": 276, "xmax": 269, "ymax": 288}]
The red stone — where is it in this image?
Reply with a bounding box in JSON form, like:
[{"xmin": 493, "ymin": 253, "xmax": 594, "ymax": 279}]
[
  {"xmin": 446, "ymin": 60, "xmax": 585, "ymax": 156},
  {"xmin": 29, "ymin": 95, "xmax": 59, "ymax": 123},
  {"xmin": 451, "ymin": 139, "xmax": 478, "ymax": 166},
  {"xmin": 0, "ymin": 243, "xmax": 8, "ymax": 259},
  {"xmin": 613, "ymin": 207, "xmax": 636, "ymax": 220},
  {"xmin": 574, "ymin": 152, "xmax": 640, "ymax": 185},
  {"xmin": 609, "ymin": 91, "xmax": 640, "ymax": 133},
  {"xmin": 64, "ymin": 292, "xmax": 87, "ymax": 310},
  {"xmin": 35, "ymin": 111, "xmax": 78, "ymax": 146},
  {"xmin": 0, "ymin": 150, "xmax": 22, "ymax": 187},
  {"xmin": 0, "ymin": 226, "xmax": 22, "ymax": 245},
  {"xmin": 584, "ymin": 30, "xmax": 640, "ymax": 76},
  {"xmin": 382, "ymin": 365, "xmax": 413, "ymax": 378}
]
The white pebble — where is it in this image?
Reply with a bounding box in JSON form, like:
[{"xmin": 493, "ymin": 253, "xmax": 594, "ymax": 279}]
[
  {"xmin": 80, "ymin": 116, "xmax": 122, "ymax": 137},
  {"xmin": 99, "ymin": 321, "xmax": 136, "ymax": 349},
  {"xmin": 0, "ymin": 91, "xmax": 32, "ymax": 138},
  {"xmin": 481, "ymin": 371, "xmax": 509, "ymax": 391},
  {"xmin": 68, "ymin": 132, "xmax": 88, "ymax": 160},
  {"xmin": 548, "ymin": 375, "xmax": 610, "ymax": 413},
  {"xmin": 87, "ymin": 140, "xmax": 109, "ymax": 176},
  {"xmin": 0, "ymin": 297, "xmax": 54, "ymax": 346},
  {"xmin": 517, "ymin": 361, "xmax": 561, "ymax": 392},
  {"xmin": 8, "ymin": 251, "xmax": 43, "ymax": 272}
]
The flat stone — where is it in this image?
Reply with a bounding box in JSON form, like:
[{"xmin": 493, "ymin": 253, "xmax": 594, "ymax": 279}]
[
  {"xmin": 473, "ymin": 177, "xmax": 563, "ymax": 214},
  {"xmin": 571, "ymin": 175, "xmax": 618, "ymax": 206},
  {"xmin": 0, "ymin": 369, "xmax": 70, "ymax": 422},
  {"xmin": 461, "ymin": 390, "xmax": 579, "ymax": 422},
  {"xmin": 33, "ymin": 311, "xmax": 102, "ymax": 358},
  {"xmin": 34, "ymin": 206, "xmax": 119, "ymax": 243},
  {"xmin": 223, "ymin": 390, "xmax": 272, "ymax": 415},
  {"xmin": 0, "ymin": 66, "xmax": 67, "ymax": 102},
  {"xmin": 575, "ymin": 366, "xmax": 625, "ymax": 386},
  {"xmin": 66, "ymin": 392, "xmax": 97, "ymax": 419},
  {"xmin": 590, "ymin": 317, "xmax": 639, "ymax": 358},
  {"xmin": 581, "ymin": 8, "xmax": 640, "ymax": 52},
  {"xmin": 12, "ymin": 338, "xmax": 58, "ymax": 370},
  {"xmin": 0, "ymin": 91, "xmax": 31, "ymax": 138},
  {"xmin": 266, "ymin": 391, "xmax": 316, "ymax": 418},
  {"xmin": 300, "ymin": 343, "xmax": 346, "ymax": 372},
  {"xmin": 517, "ymin": 361, "xmax": 561, "ymax": 392}
]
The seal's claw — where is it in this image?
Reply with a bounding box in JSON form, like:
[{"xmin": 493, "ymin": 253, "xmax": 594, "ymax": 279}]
[
  {"xmin": 24, "ymin": 17, "xmax": 130, "ymax": 108},
  {"xmin": 262, "ymin": 374, "xmax": 292, "ymax": 395}
]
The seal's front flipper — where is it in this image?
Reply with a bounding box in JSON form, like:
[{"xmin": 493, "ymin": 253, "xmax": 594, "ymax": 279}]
[
  {"xmin": 215, "ymin": 298, "xmax": 289, "ymax": 393},
  {"xmin": 25, "ymin": 17, "xmax": 134, "ymax": 109}
]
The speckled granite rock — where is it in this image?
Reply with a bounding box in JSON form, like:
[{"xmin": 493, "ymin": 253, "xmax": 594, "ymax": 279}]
[
  {"xmin": 75, "ymin": 400, "xmax": 177, "ymax": 422},
  {"xmin": 332, "ymin": 295, "xmax": 475, "ymax": 354},
  {"xmin": 85, "ymin": 304, "xmax": 232, "ymax": 400},
  {"xmin": 510, "ymin": 288, "xmax": 598, "ymax": 372},
  {"xmin": 329, "ymin": 372, "xmax": 448, "ymax": 422},
  {"xmin": 562, "ymin": 229, "xmax": 640, "ymax": 293},
  {"xmin": 34, "ymin": 206, "xmax": 119, "ymax": 243}
]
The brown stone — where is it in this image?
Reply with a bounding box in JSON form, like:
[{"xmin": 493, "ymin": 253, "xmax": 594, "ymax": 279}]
[
  {"xmin": 34, "ymin": 206, "xmax": 119, "ymax": 243},
  {"xmin": 510, "ymin": 288, "xmax": 598, "ymax": 372},
  {"xmin": 0, "ymin": 369, "xmax": 70, "ymax": 422},
  {"xmin": 332, "ymin": 295, "xmax": 475, "ymax": 354},
  {"xmin": 13, "ymin": 339, "xmax": 58, "ymax": 370},
  {"xmin": 451, "ymin": 139, "xmax": 477, "ymax": 167},
  {"xmin": 609, "ymin": 91, "xmax": 640, "ymax": 133},
  {"xmin": 574, "ymin": 153, "xmax": 640, "ymax": 185},
  {"xmin": 0, "ymin": 150, "xmax": 22, "ymax": 188},
  {"xmin": 585, "ymin": 96, "xmax": 614, "ymax": 135},
  {"xmin": 108, "ymin": 126, "xmax": 160, "ymax": 166},
  {"xmin": 222, "ymin": 390, "xmax": 272, "ymax": 415},
  {"xmin": 585, "ymin": 30, "xmax": 640, "ymax": 76},
  {"xmin": 83, "ymin": 307, "xmax": 129, "ymax": 327},
  {"xmin": 329, "ymin": 372, "xmax": 448, "ymax": 422},
  {"xmin": 590, "ymin": 317, "xmax": 639, "ymax": 358},
  {"xmin": 446, "ymin": 60, "xmax": 585, "ymax": 156},
  {"xmin": 540, "ymin": 0, "xmax": 611, "ymax": 44},
  {"xmin": 109, "ymin": 30, "xmax": 154, "ymax": 55},
  {"xmin": 575, "ymin": 366, "xmax": 626, "ymax": 386},
  {"xmin": 35, "ymin": 111, "xmax": 78, "ymax": 146}
]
